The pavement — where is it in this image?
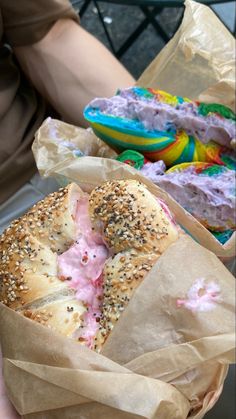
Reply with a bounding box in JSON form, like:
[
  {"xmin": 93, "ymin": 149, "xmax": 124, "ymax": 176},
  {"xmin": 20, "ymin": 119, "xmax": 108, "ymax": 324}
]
[
  {"xmin": 75, "ymin": 1, "xmax": 183, "ymax": 78},
  {"xmin": 73, "ymin": 0, "xmax": 235, "ymax": 78},
  {"xmin": 73, "ymin": 1, "xmax": 236, "ymax": 418}
]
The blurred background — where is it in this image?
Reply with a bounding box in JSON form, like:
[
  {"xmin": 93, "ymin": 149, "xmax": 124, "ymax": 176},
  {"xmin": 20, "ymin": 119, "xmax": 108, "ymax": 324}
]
[{"xmin": 71, "ymin": 0, "xmax": 235, "ymax": 79}]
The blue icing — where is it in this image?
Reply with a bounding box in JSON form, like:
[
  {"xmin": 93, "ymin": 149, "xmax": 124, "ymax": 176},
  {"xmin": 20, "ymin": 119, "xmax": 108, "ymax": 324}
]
[
  {"xmin": 132, "ymin": 86, "xmax": 153, "ymax": 98},
  {"xmin": 84, "ymin": 106, "xmax": 177, "ymax": 140},
  {"xmin": 165, "ymin": 121, "xmax": 176, "ymax": 134},
  {"xmin": 211, "ymin": 229, "xmax": 234, "ymax": 244},
  {"xmin": 84, "ymin": 107, "xmax": 144, "ymax": 131},
  {"xmin": 177, "ymin": 96, "xmax": 184, "ymax": 104}
]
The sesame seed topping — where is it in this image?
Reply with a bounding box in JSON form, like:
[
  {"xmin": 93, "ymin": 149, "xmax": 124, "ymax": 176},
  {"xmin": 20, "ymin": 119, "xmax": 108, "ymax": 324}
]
[{"xmin": 0, "ymin": 185, "xmax": 69, "ymax": 307}]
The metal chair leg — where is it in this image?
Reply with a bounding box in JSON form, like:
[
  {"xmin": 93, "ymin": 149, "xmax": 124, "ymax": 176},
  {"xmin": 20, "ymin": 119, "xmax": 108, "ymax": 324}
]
[
  {"xmin": 78, "ymin": 1, "xmax": 183, "ymax": 59},
  {"xmin": 116, "ymin": 6, "xmax": 168, "ymax": 58},
  {"xmin": 79, "ymin": 0, "xmax": 92, "ymax": 18},
  {"xmin": 116, "ymin": 14, "xmax": 155, "ymax": 58},
  {"xmin": 93, "ymin": 0, "xmax": 117, "ymax": 55},
  {"xmin": 140, "ymin": 6, "xmax": 170, "ymax": 43}
]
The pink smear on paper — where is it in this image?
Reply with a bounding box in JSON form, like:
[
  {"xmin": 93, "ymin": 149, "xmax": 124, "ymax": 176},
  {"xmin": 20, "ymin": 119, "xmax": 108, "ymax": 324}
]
[{"xmin": 177, "ymin": 278, "xmax": 222, "ymax": 312}]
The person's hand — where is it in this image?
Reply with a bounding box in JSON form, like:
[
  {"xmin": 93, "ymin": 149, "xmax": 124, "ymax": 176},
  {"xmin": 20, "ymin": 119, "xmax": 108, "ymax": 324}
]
[{"xmin": 0, "ymin": 349, "xmax": 20, "ymax": 418}]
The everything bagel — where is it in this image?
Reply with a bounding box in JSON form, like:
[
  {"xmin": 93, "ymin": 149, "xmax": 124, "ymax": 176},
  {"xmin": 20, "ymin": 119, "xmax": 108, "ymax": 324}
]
[{"xmin": 0, "ymin": 180, "xmax": 179, "ymax": 350}]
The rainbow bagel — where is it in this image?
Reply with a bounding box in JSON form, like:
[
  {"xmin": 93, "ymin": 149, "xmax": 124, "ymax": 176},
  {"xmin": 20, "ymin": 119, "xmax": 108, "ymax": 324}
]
[
  {"xmin": 156, "ymin": 162, "xmax": 236, "ymax": 232},
  {"xmin": 167, "ymin": 162, "xmax": 235, "ymax": 243},
  {"xmin": 84, "ymin": 87, "xmax": 235, "ymax": 168},
  {"xmin": 166, "ymin": 161, "xmax": 227, "ymax": 174}
]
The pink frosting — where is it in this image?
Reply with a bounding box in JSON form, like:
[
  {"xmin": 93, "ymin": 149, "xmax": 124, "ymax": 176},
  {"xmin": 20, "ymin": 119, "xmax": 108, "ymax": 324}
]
[{"xmin": 57, "ymin": 195, "xmax": 108, "ymax": 347}]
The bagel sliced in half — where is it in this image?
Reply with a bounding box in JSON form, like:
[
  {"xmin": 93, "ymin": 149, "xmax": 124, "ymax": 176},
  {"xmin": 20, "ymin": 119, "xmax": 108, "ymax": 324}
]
[{"xmin": 0, "ymin": 180, "xmax": 179, "ymax": 350}]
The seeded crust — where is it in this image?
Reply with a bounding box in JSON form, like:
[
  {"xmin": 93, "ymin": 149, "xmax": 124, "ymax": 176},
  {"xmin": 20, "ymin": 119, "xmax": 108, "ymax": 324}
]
[
  {"xmin": 94, "ymin": 251, "xmax": 158, "ymax": 351},
  {"xmin": 89, "ymin": 179, "xmax": 178, "ymax": 254},
  {"xmin": 89, "ymin": 180, "xmax": 179, "ymax": 349},
  {"xmin": 0, "ymin": 180, "xmax": 179, "ymax": 348},
  {"xmin": 0, "ymin": 183, "xmax": 86, "ymax": 336},
  {"xmin": 23, "ymin": 296, "xmax": 87, "ymax": 337}
]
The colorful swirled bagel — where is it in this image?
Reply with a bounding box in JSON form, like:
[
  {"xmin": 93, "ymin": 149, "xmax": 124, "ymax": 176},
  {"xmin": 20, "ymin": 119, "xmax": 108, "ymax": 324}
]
[
  {"xmin": 155, "ymin": 162, "xmax": 236, "ymax": 232},
  {"xmin": 84, "ymin": 87, "xmax": 236, "ymax": 167}
]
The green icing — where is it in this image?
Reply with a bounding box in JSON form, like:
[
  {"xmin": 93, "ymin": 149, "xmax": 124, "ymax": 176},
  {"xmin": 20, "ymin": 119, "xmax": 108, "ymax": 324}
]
[
  {"xmin": 116, "ymin": 150, "xmax": 145, "ymax": 169},
  {"xmin": 198, "ymin": 102, "xmax": 236, "ymax": 120},
  {"xmin": 220, "ymin": 155, "xmax": 236, "ymax": 171},
  {"xmin": 199, "ymin": 164, "xmax": 227, "ymax": 176}
]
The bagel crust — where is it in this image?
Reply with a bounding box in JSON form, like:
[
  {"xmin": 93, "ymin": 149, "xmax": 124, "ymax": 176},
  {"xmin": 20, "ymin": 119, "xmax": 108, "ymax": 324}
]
[
  {"xmin": 0, "ymin": 183, "xmax": 87, "ymax": 336},
  {"xmin": 89, "ymin": 179, "xmax": 178, "ymax": 254},
  {"xmin": 0, "ymin": 180, "xmax": 179, "ymax": 348}
]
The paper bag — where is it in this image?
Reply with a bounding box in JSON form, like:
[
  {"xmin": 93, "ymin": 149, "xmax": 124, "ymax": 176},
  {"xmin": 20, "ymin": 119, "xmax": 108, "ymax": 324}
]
[
  {"xmin": 139, "ymin": 0, "xmax": 236, "ymax": 269},
  {"xmin": 33, "ymin": 118, "xmax": 236, "ymax": 264},
  {"xmin": 0, "ymin": 233, "xmax": 235, "ymax": 418},
  {"xmin": 138, "ymin": 0, "xmax": 235, "ymax": 111}
]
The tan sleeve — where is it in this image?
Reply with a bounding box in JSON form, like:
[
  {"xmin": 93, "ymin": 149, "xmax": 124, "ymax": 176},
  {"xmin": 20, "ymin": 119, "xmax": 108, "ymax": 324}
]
[{"xmin": 1, "ymin": 0, "xmax": 79, "ymax": 46}]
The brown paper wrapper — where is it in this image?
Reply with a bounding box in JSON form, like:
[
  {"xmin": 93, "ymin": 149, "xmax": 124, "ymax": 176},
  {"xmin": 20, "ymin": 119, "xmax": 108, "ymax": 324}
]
[
  {"xmin": 32, "ymin": 117, "xmax": 117, "ymax": 178},
  {"xmin": 138, "ymin": 0, "xmax": 236, "ymax": 111},
  {"xmin": 0, "ymin": 234, "xmax": 235, "ymax": 418}
]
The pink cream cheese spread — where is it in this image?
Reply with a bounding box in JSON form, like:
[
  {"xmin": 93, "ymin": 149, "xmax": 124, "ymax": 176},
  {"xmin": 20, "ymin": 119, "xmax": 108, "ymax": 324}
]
[{"xmin": 57, "ymin": 196, "xmax": 109, "ymax": 347}]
